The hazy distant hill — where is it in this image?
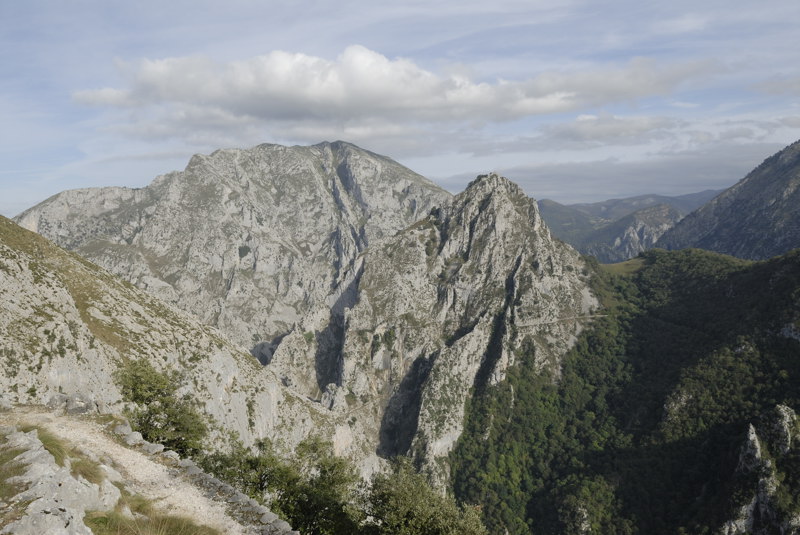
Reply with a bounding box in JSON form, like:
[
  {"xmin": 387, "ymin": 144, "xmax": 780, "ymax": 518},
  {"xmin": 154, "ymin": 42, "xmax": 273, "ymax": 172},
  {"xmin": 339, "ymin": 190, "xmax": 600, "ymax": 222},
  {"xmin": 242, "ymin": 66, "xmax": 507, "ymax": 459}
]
[
  {"xmin": 581, "ymin": 203, "xmax": 683, "ymax": 263},
  {"xmin": 658, "ymin": 139, "xmax": 800, "ymax": 259},
  {"xmin": 538, "ymin": 190, "xmax": 720, "ymax": 262}
]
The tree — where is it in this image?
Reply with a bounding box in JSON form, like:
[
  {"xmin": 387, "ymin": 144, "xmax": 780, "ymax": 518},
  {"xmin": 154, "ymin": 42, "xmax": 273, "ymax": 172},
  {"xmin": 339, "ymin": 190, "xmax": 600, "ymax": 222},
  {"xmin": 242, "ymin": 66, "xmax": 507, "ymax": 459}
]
[{"xmin": 363, "ymin": 458, "xmax": 487, "ymax": 535}]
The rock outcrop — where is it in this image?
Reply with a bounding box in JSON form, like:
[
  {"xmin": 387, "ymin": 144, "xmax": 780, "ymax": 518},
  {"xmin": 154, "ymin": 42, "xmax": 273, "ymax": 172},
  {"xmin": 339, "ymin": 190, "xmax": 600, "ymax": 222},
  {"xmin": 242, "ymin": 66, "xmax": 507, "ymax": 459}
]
[
  {"xmin": 0, "ymin": 425, "xmax": 120, "ymax": 535},
  {"xmin": 658, "ymin": 139, "xmax": 800, "ymax": 260},
  {"xmin": 0, "ymin": 407, "xmax": 299, "ymax": 534},
  {"xmin": 721, "ymin": 405, "xmax": 800, "ymax": 535}
]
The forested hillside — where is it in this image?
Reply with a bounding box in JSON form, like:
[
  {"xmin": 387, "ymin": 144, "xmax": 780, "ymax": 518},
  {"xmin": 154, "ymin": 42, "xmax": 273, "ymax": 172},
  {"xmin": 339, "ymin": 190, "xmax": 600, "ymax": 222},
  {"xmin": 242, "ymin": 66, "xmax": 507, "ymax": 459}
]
[{"xmin": 452, "ymin": 248, "xmax": 800, "ymax": 534}]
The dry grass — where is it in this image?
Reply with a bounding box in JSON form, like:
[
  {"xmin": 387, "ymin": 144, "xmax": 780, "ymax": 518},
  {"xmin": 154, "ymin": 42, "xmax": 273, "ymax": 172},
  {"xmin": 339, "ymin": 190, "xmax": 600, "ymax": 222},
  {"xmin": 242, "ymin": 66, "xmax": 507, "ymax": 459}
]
[
  {"xmin": 19, "ymin": 424, "xmax": 68, "ymax": 466},
  {"xmin": 70, "ymin": 457, "xmax": 105, "ymax": 485},
  {"xmin": 0, "ymin": 445, "xmax": 26, "ymax": 501},
  {"xmin": 0, "ymin": 431, "xmax": 31, "ymax": 526},
  {"xmin": 85, "ymin": 490, "xmax": 222, "ymax": 535}
]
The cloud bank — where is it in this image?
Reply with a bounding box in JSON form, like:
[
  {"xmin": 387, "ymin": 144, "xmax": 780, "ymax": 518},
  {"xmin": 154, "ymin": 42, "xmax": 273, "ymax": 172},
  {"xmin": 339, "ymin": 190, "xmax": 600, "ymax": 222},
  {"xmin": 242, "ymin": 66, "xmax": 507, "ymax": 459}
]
[{"xmin": 74, "ymin": 45, "xmax": 716, "ymax": 139}]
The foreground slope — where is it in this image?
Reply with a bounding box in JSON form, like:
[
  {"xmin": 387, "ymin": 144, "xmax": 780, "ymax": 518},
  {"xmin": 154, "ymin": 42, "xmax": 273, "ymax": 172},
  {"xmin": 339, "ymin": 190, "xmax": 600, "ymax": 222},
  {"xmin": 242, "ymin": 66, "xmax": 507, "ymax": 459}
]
[
  {"xmin": 0, "ymin": 215, "xmax": 330, "ymax": 452},
  {"xmin": 0, "ymin": 407, "xmax": 296, "ymax": 535},
  {"xmin": 15, "ymin": 141, "xmax": 450, "ymax": 354},
  {"xmin": 658, "ymin": 139, "xmax": 800, "ymax": 259}
]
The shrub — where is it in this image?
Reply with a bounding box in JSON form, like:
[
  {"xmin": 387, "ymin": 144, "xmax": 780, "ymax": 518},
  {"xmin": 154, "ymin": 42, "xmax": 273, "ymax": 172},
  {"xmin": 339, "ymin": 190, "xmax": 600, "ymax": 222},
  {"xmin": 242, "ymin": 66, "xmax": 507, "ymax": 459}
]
[
  {"xmin": 115, "ymin": 359, "xmax": 207, "ymax": 457},
  {"xmin": 362, "ymin": 457, "xmax": 487, "ymax": 535}
]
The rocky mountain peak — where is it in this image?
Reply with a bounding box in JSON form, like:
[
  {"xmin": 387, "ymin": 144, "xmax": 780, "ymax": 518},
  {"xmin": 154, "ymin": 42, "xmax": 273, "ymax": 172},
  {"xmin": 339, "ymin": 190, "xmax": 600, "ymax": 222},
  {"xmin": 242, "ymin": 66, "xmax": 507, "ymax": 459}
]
[
  {"xmin": 15, "ymin": 142, "xmax": 451, "ymax": 352},
  {"xmin": 10, "ymin": 147, "xmax": 598, "ymax": 492},
  {"xmin": 275, "ymin": 171, "xmax": 596, "ymax": 484},
  {"xmin": 461, "ymin": 172, "xmax": 533, "ymax": 209}
]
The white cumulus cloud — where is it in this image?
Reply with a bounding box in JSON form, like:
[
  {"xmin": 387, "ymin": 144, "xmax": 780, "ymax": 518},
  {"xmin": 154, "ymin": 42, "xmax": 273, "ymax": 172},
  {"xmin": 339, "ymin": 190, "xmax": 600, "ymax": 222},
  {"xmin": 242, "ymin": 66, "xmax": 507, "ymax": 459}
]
[{"xmin": 73, "ymin": 45, "xmax": 718, "ymax": 141}]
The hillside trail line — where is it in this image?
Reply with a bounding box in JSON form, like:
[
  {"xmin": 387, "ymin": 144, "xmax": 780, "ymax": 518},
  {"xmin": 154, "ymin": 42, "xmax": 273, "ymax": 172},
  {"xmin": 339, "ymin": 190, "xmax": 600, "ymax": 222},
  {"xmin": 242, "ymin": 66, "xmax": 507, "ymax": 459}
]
[{"xmin": 0, "ymin": 405, "xmax": 248, "ymax": 535}]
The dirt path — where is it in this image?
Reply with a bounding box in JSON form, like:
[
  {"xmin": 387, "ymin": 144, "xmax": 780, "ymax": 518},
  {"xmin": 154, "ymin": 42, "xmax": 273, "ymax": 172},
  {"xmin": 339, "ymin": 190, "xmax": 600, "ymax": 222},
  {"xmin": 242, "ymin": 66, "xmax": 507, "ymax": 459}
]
[{"xmin": 0, "ymin": 406, "xmax": 249, "ymax": 535}]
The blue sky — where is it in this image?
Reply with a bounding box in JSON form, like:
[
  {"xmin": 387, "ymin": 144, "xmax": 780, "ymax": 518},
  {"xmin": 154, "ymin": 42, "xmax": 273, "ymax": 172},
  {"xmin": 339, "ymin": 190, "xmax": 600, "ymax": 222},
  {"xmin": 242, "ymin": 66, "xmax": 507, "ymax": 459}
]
[{"xmin": 2, "ymin": 0, "xmax": 800, "ymax": 216}]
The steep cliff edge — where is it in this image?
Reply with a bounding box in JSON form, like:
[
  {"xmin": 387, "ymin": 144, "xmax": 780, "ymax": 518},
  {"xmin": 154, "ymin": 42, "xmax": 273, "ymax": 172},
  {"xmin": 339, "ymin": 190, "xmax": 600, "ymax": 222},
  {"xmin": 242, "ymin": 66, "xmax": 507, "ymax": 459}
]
[{"xmin": 269, "ymin": 173, "xmax": 597, "ymax": 485}]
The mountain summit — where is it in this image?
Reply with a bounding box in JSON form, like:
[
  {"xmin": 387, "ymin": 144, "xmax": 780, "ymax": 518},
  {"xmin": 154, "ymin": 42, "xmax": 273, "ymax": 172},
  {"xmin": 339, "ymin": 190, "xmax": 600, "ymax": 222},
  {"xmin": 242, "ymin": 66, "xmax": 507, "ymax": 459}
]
[
  {"xmin": 15, "ymin": 141, "xmax": 450, "ymax": 353},
  {"xmin": 12, "ymin": 159, "xmax": 597, "ymax": 484},
  {"xmin": 273, "ymin": 171, "xmax": 596, "ymax": 484}
]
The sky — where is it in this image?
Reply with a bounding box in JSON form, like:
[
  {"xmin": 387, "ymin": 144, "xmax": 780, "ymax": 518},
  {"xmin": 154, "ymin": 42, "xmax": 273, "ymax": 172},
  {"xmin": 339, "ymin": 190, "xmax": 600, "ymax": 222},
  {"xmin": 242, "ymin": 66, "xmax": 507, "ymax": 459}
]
[{"xmin": 2, "ymin": 0, "xmax": 800, "ymax": 216}]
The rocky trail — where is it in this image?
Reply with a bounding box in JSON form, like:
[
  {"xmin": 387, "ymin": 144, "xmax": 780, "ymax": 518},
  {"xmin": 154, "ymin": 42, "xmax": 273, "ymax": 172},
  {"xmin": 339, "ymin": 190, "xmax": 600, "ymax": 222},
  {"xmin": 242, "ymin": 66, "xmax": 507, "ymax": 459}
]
[{"xmin": 0, "ymin": 405, "xmax": 297, "ymax": 535}]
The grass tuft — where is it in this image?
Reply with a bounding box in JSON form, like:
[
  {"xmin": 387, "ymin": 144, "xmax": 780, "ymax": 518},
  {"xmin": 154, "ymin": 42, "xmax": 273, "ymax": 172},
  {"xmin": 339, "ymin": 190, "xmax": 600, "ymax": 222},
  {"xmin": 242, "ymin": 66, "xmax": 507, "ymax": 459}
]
[
  {"xmin": 85, "ymin": 509, "xmax": 221, "ymax": 535},
  {"xmin": 19, "ymin": 425, "xmax": 68, "ymax": 466},
  {"xmin": 0, "ymin": 431, "xmax": 31, "ymax": 526},
  {"xmin": 0, "ymin": 446, "xmax": 27, "ymax": 501},
  {"xmin": 70, "ymin": 457, "xmax": 105, "ymax": 485}
]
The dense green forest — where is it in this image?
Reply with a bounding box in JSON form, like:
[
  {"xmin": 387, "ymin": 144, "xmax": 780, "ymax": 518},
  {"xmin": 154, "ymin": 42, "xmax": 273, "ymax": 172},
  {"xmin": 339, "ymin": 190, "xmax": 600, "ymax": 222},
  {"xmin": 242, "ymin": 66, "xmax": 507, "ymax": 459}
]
[{"xmin": 451, "ymin": 248, "xmax": 800, "ymax": 534}]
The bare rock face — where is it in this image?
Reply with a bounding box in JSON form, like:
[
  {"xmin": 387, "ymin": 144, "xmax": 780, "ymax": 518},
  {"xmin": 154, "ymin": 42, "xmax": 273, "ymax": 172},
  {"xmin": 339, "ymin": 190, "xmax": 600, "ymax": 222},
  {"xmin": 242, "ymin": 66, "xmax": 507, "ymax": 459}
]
[
  {"xmin": 0, "ymin": 215, "xmax": 330, "ymax": 453},
  {"xmin": 10, "ymin": 143, "xmax": 596, "ymax": 488},
  {"xmin": 15, "ymin": 141, "xmax": 450, "ymax": 353},
  {"xmin": 269, "ymin": 173, "xmax": 597, "ymax": 484}
]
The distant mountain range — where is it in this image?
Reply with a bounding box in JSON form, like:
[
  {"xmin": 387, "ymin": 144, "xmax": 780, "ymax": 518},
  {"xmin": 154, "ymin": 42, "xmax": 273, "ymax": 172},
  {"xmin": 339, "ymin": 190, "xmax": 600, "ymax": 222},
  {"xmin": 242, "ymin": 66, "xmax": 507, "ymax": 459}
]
[
  {"xmin": 538, "ymin": 190, "xmax": 721, "ymax": 263},
  {"xmin": 540, "ymin": 139, "xmax": 800, "ymax": 263}
]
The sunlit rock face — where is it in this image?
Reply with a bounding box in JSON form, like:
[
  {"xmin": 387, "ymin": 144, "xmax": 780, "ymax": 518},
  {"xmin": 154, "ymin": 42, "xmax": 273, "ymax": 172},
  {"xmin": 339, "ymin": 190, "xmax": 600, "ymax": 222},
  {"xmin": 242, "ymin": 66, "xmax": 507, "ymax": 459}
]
[
  {"xmin": 15, "ymin": 141, "xmax": 450, "ymax": 353},
  {"xmin": 270, "ymin": 173, "xmax": 596, "ymax": 485}
]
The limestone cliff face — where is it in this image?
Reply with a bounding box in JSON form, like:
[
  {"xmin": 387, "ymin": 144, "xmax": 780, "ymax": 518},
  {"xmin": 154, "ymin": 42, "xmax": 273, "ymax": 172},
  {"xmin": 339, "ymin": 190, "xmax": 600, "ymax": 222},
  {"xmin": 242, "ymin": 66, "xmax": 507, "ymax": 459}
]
[
  {"xmin": 15, "ymin": 142, "xmax": 450, "ymax": 353},
  {"xmin": 270, "ymin": 173, "xmax": 597, "ymax": 485},
  {"xmin": 658, "ymin": 139, "xmax": 800, "ymax": 260},
  {"xmin": 720, "ymin": 405, "xmax": 800, "ymax": 535},
  {"xmin": 0, "ymin": 215, "xmax": 331, "ymax": 453}
]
